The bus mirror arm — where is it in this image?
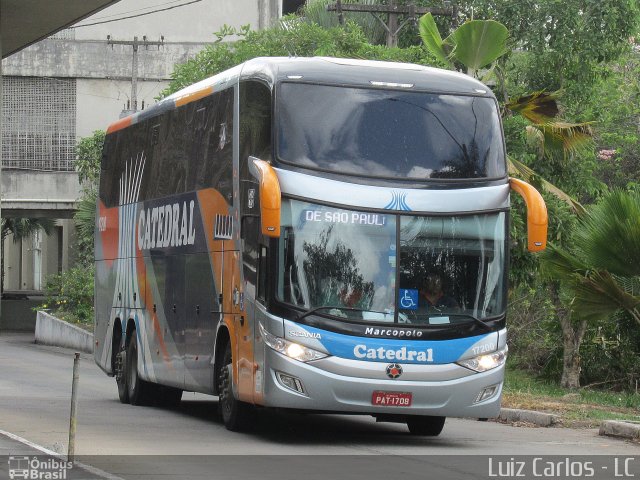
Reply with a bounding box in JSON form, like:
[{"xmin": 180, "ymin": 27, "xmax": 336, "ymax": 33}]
[
  {"xmin": 509, "ymin": 178, "xmax": 548, "ymax": 252},
  {"xmin": 248, "ymin": 156, "xmax": 282, "ymax": 238}
]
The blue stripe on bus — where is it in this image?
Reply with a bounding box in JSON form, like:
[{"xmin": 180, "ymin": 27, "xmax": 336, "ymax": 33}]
[{"xmin": 298, "ymin": 324, "xmax": 489, "ymax": 364}]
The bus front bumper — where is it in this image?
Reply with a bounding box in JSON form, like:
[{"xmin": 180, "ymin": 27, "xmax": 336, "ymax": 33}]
[{"xmin": 260, "ymin": 348, "xmax": 504, "ymax": 418}]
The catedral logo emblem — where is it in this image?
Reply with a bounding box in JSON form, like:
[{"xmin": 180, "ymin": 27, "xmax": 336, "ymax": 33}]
[
  {"xmin": 386, "ymin": 363, "xmax": 403, "ymax": 379},
  {"xmin": 137, "ymin": 200, "xmax": 197, "ymax": 250},
  {"xmin": 354, "ymin": 345, "xmax": 434, "ymax": 362}
]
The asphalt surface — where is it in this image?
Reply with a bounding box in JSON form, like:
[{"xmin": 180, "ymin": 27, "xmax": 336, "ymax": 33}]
[{"xmin": 0, "ymin": 332, "xmax": 637, "ymax": 479}]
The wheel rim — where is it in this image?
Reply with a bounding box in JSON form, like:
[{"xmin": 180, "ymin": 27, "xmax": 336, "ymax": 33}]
[{"xmin": 128, "ymin": 342, "xmax": 137, "ymax": 395}]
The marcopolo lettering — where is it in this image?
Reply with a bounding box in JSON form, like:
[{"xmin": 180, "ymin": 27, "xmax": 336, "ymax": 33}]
[
  {"xmin": 365, "ymin": 327, "xmax": 423, "ymax": 338},
  {"xmin": 354, "ymin": 345, "xmax": 434, "ymax": 362},
  {"xmin": 137, "ymin": 200, "xmax": 197, "ymax": 250}
]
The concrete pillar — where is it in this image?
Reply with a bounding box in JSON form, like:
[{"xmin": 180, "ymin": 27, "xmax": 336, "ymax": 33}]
[{"xmin": 33, "ymin": 229, "xmax": 42, "ymax": 291}]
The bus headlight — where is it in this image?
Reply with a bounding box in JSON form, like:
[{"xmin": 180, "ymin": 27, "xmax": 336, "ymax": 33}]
[
  {"xmin": 457, "ymin": 346, "xmax": 508, "ymax": 372},
  {"xmin": 259, "ymin": 323, "xmax": 328, "ymax": 362}
]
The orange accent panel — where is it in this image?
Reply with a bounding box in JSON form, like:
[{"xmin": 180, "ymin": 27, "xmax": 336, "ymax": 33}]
[
  {"xmin": 174, "ymin": 86, "xmax": 214, "ymax": 107},
  {"xmin": 106, "ymin": 116, "xmax": 132, "ymax": 134},
  {"xmin": 196, "ymin": 188, "xmax": 234, "ymax": 302},
  {"xmin": 251, "ymin": 159, "xmax": 282, "ymax": 237},
  {"xmin": 510, "ymin": 178, "xmax": 548, "ymax": 252},
  {"xmin": 98, "ymin": 201, "xmax": 119, "ymax": 267}
]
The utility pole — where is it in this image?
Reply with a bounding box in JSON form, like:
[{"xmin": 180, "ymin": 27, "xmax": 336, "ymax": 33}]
[
  {"xmin": 327, "ymin": 0, "xmax": 454, "ymax": 48},
  {"xmin": 107, "ymin": 35, "xmax": 164, "ymax": 116}
]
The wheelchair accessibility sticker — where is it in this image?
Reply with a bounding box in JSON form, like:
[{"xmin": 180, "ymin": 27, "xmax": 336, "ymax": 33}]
[{"xmin": 399, "ymin": 289, "xmax": 418, "ymax": 310}]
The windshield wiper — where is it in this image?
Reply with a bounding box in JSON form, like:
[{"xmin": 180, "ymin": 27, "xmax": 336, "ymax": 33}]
[
  {"xmin": 296, "ymin": 306, "xmax": 390, "ymax": 322},
  {"xmin": 442, "ymin": 313, "xmax": 492, "ymax": 330}
]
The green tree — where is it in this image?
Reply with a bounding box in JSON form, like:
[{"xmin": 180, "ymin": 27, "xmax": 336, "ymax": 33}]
[
  {"xmin": 457, "ymin": 0, "xmax": 638, "ymax": 92},
  {"xmin": 162, "ymin": 21, "xmax": 439, "ymax": 97},
  {"xmin": 302, "ymin": 0, "xmax": 386, "ymax": 45},
  {"xmin": 74, "ymin": 130, "xmax": 104, "ymax": 266},
  {"xmin": 541, "ymin": 190, "xmax": 640, "ymax": 387},
  {"xmin": 76, "ymin": 130, "xmax": 105, "ymax": 189},
  {"xmin": 41, "ymin": 131, "xmax": 103, "ymax": 323}
]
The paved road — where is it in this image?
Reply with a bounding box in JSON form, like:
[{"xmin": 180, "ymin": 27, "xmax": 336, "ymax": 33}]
[{"xmin": 0, "ymin": 333, "xmax": 637, "ymax": 479}]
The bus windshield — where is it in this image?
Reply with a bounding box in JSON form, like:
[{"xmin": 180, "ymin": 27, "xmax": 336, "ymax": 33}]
[
  {"xmin": 277, "ymin": 199, "xmax": 507, "ymax": 324},
  {"xmin": 276, "ymin": 83, "xmax": 505, "ymax": 180}
]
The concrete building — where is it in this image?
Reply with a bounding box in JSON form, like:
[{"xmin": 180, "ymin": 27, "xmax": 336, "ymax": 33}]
[{"xmin": 1, "ymin": 0, "xmax": 305, "ymax": 293}]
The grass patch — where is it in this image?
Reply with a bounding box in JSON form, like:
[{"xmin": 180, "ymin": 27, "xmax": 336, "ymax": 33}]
[{"xmin": 503, "ymin": 368, "xmax": 640, "ymax": 427}]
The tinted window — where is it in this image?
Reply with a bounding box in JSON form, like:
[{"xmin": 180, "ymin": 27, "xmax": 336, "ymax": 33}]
[
  {"xmin": 277, "ymin": 83, "xmax": 505, "ymax": 180},
  {"xmin": 100, "ymin": 88, "xmax": 235, "ymax": 207}
]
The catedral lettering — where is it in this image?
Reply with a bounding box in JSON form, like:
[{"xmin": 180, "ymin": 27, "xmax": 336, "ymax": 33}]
[
  {"xmin": 137, "ymin": 200, "xmax": 196, "ymax": 250},
  {"xmin": 94, "ymin": 57, "xmax": 547, "ymax": 438},
  {"xmin": 354, "ymin": 345, "xmax": 434, "ymax": 362}
]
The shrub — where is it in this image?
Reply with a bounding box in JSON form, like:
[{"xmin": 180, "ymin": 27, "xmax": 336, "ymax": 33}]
[{"xmin": 41, "ymin": 266, "xmax": 95, "ymax": 325}]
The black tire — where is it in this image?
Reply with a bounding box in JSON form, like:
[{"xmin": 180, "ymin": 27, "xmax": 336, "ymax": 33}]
[
  {"xmin": 115, "ymin": 346, "xmax": 129, "ymax": 404},
  {"xmin": 217, "ymin": 342, "xmax": 253, "ymax": 431},
  {"xmin": 407, "ymin": 416, "xmax": 446, "ymax": 436},
  {"xmin": 126, "ymin": 334, "xmax": 156, "ymax": 406}
]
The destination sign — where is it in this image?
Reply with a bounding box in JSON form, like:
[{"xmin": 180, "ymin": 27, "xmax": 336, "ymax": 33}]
[{"xmin": 303, "ymin": 209, "xmax": 388, "ymax": 226}]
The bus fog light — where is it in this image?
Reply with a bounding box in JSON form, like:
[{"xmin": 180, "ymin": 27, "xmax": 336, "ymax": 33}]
[
  {"xmin": 260, "ymin": 323, "xmax": 328, "ymax": 362},
  {"xmin": 276, "ymin": 371, "xmax": 306, "ymax": 394},
  {"xmin": 457, "ymin": 346, "xmax": 507, "ymax": 373},
  {"xmin": 475, "ymin": 384, "xmax": 499, "ymax": 403}
]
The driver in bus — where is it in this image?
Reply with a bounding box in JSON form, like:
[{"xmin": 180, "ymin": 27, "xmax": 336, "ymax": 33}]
[{"xmin": 419, "ymin": 273, "xmax": 458, "ymax": 311}]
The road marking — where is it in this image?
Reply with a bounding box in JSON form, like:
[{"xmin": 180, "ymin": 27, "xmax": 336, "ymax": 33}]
[{"xmin": 0, "ymin": 428, "xmax": 125, "ymax": 480}]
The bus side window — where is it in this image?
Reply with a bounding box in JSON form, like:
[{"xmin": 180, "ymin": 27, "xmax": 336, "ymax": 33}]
[{"xmin": 257, "ymin": 245, "xmax": 268, "ymax": 304}]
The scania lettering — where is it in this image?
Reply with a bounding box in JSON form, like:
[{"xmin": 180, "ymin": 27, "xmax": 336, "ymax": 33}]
[{"xmin": 94, "ymin": 57, "xmax": 547, "ymax": 436}]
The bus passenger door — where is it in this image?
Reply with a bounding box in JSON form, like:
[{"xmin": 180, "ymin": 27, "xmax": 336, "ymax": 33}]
[{"xmin": 226, "ymin": 248, "xmax": 254, "ymax": 402}]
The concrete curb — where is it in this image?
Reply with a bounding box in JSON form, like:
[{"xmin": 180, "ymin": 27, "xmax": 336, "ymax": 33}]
[
  {"xmin": 499, "ymin": 408, "xmax": 560, "ymax": 427},
  {"xmin": 599, "ymin": 420, "xmax": 640, "ymax": 440},
  {"xmin": 35, "ymin": 311, "xmax": 94, "ymax": 354}
]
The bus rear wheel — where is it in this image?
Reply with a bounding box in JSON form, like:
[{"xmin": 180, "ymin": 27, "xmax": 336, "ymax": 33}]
[
  {"xmin": 217, "ymin": 343, "xmax": 252, "ymax": 431},
  {"xmin": 115, "ymin": 347, "xmax": 129, "ymax": 404},
  {"xmin": 126, "ymin": 334, "xmax": 156, "ymax": 406},
  {"xmin": 406, "ymin": 416, "xmax": 446, "ymax": 436}
]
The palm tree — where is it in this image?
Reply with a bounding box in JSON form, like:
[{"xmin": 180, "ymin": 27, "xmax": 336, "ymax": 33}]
[
  {"xmin": 542, "ymin": 190, "xmax": 640, "ymax": 325},
  {"xmin": 540, "ymin": 190, "xmax": 640, "ymax": 387},
  {"xmin": 418, "ymin": 13, "xmax": 592, "ymax": 212},
  {"xmin": 1, "ymin": 217, "xmax": 55, "ymax": 294},
  {"xmin": 73, "ymin": 190, "xmax": 98, "ymax": 268}
]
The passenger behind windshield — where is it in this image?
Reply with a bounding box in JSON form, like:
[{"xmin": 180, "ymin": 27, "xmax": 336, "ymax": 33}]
[{"xmin": 418, "ymin": 273, "xmax": 458, "ymax": 312}]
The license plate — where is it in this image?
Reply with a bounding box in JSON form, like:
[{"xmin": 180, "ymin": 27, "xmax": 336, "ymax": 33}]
[{"xmin": 372, "ymin": 391, "xmax": 412, "ymax": 407}]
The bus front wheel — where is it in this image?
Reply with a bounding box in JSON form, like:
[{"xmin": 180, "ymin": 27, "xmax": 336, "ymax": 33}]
[
  {"xmin": 217, "ymin": 343, "xmax": 252, "ymax": 431},
  {"xmin": 406, "ymin": 416, "xmax": 446, "ymax": 436}
]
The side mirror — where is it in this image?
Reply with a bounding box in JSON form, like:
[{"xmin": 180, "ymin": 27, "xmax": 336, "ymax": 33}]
[
  {"xmin": 509, "ymin": 178, "xmax": 548, "ymax": 252},
  {"xmin": 248, "ymin": 156, "xmax": 281, "ymax": 238}
]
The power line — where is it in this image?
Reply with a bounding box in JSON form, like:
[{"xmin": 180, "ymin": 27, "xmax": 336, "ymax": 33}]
[
  {"xmin": 79, "ymin": 0, "xmax": 191, "ymax": 22},
  {"xmin": 70, "ymin": 0, "xmax": 204, "ymax": 29}
]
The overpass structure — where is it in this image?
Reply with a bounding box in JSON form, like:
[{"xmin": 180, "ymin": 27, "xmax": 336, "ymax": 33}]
[{"xmin": 2, "ymin": 170, "xmax": 80, "ymax": 219}]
